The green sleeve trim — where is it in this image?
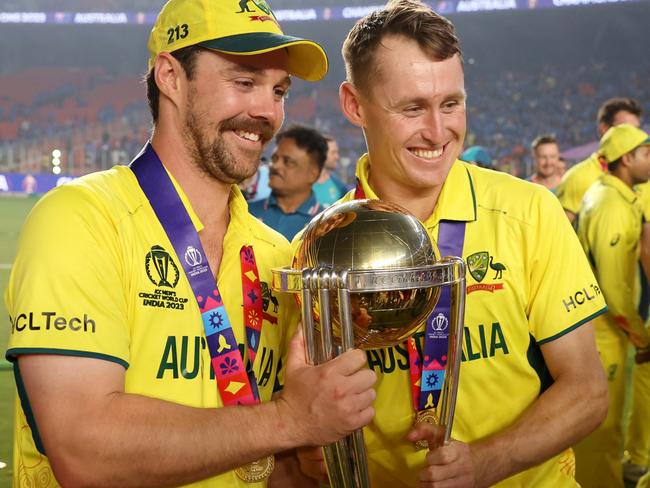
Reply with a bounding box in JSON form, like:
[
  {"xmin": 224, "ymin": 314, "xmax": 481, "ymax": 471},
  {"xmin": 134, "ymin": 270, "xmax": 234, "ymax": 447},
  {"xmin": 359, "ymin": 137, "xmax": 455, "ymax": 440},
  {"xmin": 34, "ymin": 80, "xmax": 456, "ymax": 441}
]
[
  {"xmin": 526, "ymin": 334, "xmax": 553, "ymax": 394},
  {"xmin": 537, "ymin": 305, "xmax": 608, "ymax": 345},
  {"xmin": 9, "ymin": 348, "xmax": 130, "ymax": 456},
  {"xmin": 13, "ymin": 360, "xmax": 46, "ymax": 455},
  {"xmin": 6, "ymin": 348, "xmax": 129, "ymax": 369}
]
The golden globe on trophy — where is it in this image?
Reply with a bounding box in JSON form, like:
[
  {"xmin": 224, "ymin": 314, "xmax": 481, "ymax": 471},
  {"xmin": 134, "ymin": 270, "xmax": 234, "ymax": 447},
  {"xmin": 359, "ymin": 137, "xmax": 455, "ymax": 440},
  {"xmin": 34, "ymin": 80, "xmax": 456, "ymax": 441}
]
[{"xmin": 272, "ymin": 199, "xmax": 466, "ymax": 488}]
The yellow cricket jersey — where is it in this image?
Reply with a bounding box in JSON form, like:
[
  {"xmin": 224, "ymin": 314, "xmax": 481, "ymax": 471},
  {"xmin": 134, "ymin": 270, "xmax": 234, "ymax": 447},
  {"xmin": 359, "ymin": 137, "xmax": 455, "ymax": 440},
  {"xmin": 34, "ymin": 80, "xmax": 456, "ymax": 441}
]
[
  {"xmin": 577, "ymin": 174, "xmax": 649, "ymax": 348},
  {"xmin": 343, "ymin": 155, "xmax": 607, "ymax": 487},
  {"xmin": 5, "ymin": 165, "xmax": 298, "ymax": 488},
  {"xmin": 556, "ymin": 153, "xmax": 605, "ymax": 215}
]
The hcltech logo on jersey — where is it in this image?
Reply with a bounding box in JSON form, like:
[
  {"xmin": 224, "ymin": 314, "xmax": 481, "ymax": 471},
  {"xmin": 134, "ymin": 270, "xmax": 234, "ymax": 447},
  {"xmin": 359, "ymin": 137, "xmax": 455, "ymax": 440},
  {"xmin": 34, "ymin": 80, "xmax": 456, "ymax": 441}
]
[
  {"xmin": 562, "ymin": 283, "xmax": 602, "ymax": 313},
  {"xmin": 140, "ymin": 245, "xmax": 189, "ymax": 311},
  {"xmin": 466, "ymin": 250, "xmax": 506, "ymax": 294},
  {"xmin": 11, "ymin": 312, "xmax": 96, "ymax": 334}
]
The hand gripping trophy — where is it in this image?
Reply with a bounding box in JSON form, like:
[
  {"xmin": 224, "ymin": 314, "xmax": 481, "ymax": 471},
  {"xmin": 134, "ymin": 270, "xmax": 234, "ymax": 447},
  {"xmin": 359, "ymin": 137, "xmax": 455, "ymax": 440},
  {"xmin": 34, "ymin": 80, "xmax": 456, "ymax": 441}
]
[{"xmin": 273, "ymin": 200, "xmax": 466, "ymax": 488}]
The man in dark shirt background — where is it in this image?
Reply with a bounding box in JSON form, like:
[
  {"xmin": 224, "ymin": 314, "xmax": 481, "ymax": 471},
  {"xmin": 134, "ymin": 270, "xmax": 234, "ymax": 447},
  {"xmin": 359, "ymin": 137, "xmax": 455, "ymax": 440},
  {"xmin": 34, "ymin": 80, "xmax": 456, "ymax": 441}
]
[{"xmin": 249, "ymin": 125, "xmax": 326, "ymax": 240}]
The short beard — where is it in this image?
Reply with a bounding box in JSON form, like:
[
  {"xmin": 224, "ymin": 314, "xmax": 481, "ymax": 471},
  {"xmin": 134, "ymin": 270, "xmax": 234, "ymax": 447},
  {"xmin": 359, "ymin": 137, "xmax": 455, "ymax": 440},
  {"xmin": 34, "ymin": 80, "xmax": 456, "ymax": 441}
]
[{"xmin": 183, "ymin": 90, "xmax": 275, "ymax": 184}]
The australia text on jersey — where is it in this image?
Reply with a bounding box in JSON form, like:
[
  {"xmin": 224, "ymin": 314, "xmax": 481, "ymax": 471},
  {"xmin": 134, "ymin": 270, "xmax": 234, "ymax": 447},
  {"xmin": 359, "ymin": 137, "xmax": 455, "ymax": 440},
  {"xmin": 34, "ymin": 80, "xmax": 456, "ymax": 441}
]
[{"xmin": 366, "ymin": 323, "xmax": 509, "ymax": 374}]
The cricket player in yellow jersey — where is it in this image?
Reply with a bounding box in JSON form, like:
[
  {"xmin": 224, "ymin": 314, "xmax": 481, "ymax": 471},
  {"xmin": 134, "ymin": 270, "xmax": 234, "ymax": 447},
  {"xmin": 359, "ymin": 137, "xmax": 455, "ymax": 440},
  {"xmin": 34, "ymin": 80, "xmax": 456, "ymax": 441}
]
[
  {"xmin": 4, "ymin": 1, "xmax": 379, "ymax": 487},
  {"xmin": 297, "ymin": 1, "xmax": 607, "ymax": 486},
  {"xmin": 556, "ymin": 97, "xmax": 643, "ymax": 224},
  {"xmin": 574, "ymin": 124, "xmax": 650, "ymax": 488},
  {"xmin": 556, "ymin": 97, "xmax": 650, "ymax": 483},
  {"xmin": 628, "ymin": 183, "xmax": 650, "ymax": 483}
]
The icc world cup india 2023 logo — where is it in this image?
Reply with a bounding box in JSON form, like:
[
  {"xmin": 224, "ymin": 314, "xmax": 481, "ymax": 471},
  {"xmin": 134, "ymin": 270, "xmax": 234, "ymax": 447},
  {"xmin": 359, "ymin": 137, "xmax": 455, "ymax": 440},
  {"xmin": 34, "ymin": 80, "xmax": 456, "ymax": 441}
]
[{"xmin": 145, "ymin": 245, "xmax": 180, "ymax": 288}]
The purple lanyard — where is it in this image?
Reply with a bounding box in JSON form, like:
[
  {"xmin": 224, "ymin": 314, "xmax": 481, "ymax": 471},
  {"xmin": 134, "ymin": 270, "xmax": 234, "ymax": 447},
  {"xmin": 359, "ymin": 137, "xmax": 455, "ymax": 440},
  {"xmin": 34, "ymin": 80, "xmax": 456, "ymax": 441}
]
[
  {"xmin": 418, "ymin": 221, "xmax": 466, "ymax": 410},
  {"xmin": 130, "ymin": 143, "xmax": 260, "ymax": 405}
]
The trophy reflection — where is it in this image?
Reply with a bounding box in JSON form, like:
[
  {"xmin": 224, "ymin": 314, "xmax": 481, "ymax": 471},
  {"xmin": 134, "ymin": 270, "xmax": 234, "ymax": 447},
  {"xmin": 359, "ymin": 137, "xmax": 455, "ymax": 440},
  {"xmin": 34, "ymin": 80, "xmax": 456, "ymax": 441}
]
[{"xmin": 272, "ymin": 200, "xmax": 466, "ymax": 488}]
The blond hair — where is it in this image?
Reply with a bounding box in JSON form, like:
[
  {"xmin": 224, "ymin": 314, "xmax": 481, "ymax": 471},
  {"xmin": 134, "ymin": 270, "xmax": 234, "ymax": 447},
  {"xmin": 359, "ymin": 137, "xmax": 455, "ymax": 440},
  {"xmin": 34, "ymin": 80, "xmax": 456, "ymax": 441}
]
[{"xmin": 342, "ymin": 0, "xmax": 462, "ymax": 94}]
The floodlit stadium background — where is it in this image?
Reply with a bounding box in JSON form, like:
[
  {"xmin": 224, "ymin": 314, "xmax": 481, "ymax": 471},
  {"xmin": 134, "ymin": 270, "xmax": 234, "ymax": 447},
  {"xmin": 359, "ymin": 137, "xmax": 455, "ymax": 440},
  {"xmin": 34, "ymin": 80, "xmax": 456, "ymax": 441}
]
[{"xmin": 1, "ymin": 0, "xmax": 649, "ymax": 485}]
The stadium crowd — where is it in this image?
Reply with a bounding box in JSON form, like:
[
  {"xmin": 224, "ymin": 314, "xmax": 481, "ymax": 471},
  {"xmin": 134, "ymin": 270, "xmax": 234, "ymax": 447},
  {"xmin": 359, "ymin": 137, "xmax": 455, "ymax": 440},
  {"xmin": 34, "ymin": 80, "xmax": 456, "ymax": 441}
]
[{"xmin": 1, "ymin": 61, "xmax": 649, "ymax": 179}]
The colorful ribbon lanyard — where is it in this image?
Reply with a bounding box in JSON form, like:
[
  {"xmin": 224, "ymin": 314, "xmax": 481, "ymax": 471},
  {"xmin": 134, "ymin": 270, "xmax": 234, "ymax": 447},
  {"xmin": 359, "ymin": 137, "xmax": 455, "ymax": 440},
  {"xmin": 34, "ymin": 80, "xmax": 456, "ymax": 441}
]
[
  {"xmin": 355, "ymin": 179, "xmax": 466, "ymax": 413},
  {"xmin": 131, "ymin": 143, "xmax": 264, "ymax": 406}
]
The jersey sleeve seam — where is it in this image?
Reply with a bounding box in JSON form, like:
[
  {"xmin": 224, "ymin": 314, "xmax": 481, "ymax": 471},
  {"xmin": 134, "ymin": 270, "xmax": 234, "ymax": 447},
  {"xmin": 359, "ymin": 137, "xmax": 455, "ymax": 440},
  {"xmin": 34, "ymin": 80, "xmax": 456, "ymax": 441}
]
[
  {"xmin": 536, "ymin": 305, "xmax": 608, "ymax": 345},
  {"xmin": 6, "ymin": 347, "xmax": 129, "ymax": 369}
]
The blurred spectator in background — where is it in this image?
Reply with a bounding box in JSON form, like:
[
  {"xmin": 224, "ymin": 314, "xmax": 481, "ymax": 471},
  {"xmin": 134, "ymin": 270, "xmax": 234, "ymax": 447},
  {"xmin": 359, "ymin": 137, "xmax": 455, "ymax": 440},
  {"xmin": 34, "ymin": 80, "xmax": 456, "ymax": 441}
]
[
  {"xmin": 312, "ymin": 134, "xmax": 348, "ymax": 207},
  {"xmin": 21, "ymin": 173, "xmax": 37, "ymax": 193},
  {"xmin": 528, "ymin": 134, "xmax": 562, "ymax": 193},
  {"xmin": 460, "ymin": 145, "xmax": 494, "ymax": 169},
  {"xmin": 249, "ymin": 125, "xmax": 326, "ymax": 240},
  {"xmin": 557, "ymin": 97, "xmax": 643, "ymax": 223},
  {"xmin": 574, "ymin": 124, "xmax": 650, "ymax": 488}
]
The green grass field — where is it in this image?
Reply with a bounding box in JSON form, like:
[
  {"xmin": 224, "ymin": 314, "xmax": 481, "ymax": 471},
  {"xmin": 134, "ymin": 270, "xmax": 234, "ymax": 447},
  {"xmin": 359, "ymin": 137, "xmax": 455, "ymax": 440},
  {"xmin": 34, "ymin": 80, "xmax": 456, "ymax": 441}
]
[{"xmin": 1, "ymin": 194, "xmax": 39, "ymax": 487}]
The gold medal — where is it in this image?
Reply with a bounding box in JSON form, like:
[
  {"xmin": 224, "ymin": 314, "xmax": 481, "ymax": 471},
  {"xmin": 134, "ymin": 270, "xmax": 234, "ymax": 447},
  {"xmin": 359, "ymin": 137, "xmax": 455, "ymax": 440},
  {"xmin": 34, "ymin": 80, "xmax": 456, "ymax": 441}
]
[
  {"xmin": 235, "ymin": 455, "xmax": 275, "ymax": 483},
  {"xmin": 414, "ymin": 409, "xmax": 440, "ymax": 450}
]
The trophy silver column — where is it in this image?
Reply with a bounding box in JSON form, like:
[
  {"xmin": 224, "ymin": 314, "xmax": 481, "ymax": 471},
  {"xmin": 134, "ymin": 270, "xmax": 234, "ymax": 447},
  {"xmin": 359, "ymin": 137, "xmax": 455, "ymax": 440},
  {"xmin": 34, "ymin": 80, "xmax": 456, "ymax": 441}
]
[{"xmin": 273, "ymin": 199, "xmax": 465, "ymax": 488}]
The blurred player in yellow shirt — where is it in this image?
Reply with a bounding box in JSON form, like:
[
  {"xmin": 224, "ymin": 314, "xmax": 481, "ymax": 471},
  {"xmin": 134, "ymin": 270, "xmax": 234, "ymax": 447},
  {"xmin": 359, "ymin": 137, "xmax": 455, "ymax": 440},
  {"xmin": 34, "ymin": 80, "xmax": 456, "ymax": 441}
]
[
  {"xmin": 628, "ymin": 161, "xmax": 650, "ymax": 484},
  {"xmin": 557, "ymin": 98, "xmax": 650, "ymax": 483},
  {"xmin": 575, "ymin": 124, "xmax": 650, "ymax": 487},
  {"xmin": 557, "ymin": 97, "xmax": 643, "ymax": 223}
]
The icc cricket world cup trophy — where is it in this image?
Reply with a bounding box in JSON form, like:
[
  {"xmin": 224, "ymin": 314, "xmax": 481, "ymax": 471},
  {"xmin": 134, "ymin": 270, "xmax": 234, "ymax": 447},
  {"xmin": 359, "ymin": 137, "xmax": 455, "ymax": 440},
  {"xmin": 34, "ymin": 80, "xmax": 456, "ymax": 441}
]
[{"xmin": 273, "ymin": 199, "xmax": 466, "ymax": 488}]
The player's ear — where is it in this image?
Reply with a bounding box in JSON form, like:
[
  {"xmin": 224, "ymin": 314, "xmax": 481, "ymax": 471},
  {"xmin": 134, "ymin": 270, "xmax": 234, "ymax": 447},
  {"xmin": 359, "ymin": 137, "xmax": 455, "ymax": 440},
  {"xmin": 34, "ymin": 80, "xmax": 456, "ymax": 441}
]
[
  {"xmin": 620, "ymin": 151, "xmax": 633, "ymax": 169},
  {"xmin": 340, "ymin": 81, "xmax": 365, "ymax": 128},
  {"xmin": 154, "ymin": 51, "xmax": 189, "ymax": 112}
]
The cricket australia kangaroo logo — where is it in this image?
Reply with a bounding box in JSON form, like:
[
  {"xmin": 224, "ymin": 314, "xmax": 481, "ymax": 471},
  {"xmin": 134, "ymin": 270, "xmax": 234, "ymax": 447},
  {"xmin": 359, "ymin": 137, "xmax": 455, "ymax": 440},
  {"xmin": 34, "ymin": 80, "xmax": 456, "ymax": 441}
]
[
  {"xmin": 252, "ymin": 0, "xmax": 272, "ymax": 14},
  {"xmin": 237, "ymin": 0, "xmax": 273, "ymax": 15},
  {"xmin": 467, "ymin": 251, "xmax": 488, "ymax": 282},
  {"xmin": 467, "ymin": 251, "xmax": 506, "ymax": 282}
]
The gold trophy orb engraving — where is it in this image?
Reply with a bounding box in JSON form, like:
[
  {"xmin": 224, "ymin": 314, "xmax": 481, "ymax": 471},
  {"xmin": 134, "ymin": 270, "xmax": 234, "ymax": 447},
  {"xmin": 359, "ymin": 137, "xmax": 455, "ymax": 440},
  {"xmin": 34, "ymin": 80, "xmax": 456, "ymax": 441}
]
[{"xmin": 293, "ymin": 200, "xmax": 441, "ymax": 349}]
